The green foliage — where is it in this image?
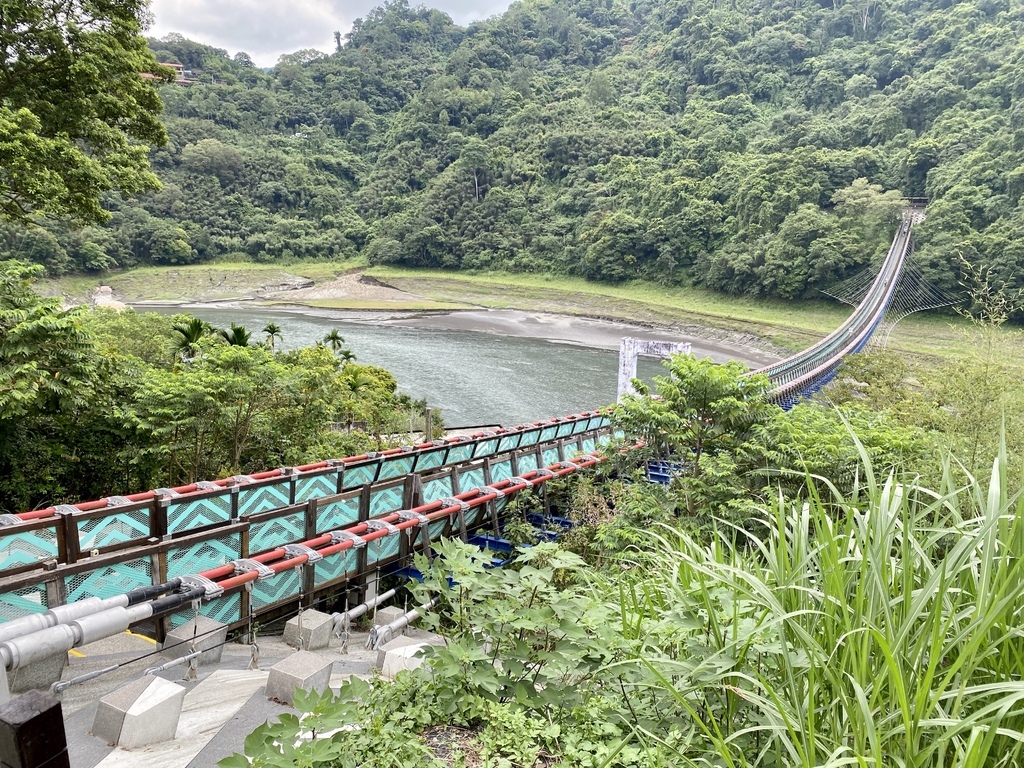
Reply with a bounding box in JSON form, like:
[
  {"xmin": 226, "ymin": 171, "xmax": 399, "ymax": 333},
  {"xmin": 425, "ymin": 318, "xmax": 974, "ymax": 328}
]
[
  {"xmin": 232, "ymin": 448, "xmax": 1024, "ymax": 768},
  {"xmin": 5, "ymin": 0, "xmax": 1021, "ymax": 302},
  {"xmin": 0, "ymin": 0, "xmax": 168, "ymax": 223},
  {"xmin": 613, "ymin": 353, "xmax": 776, "ymax": 515},
  {"xmin": 0, "ymin": 261, "xmax": 96, "ymax": 418},
  {"xmin": 0, "ymin": 261, "xmax": 429, "ymax": 510}
]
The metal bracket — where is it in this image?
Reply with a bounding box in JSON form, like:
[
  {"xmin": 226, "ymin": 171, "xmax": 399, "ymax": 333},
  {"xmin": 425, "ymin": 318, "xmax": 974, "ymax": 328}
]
[
  {"xmin": 439, "ymin": 497, "xmax": 470, "ymax": 514},
  {"xmin": 508, "ymin": 476, "xmax": 535, "ymax": 488},
  {"xmin": 106, "ymin": 496, "xmax": 132, "ymax": 507},
  {"xmin": 328, "ymin": 530, "xmax": 366, "ymax": 548},
  {"xmin": 54, "ymin": 504, "xmax": 79, "ymax": 516},
  {"xmin": 476, "ymin": 485, "xmax": 506, "ymax": 500},
  {"xmin": 283, "ymin": 544, "xmax": 323, "ymax": 564},
  {"xmin": 232, "ymin": 559, "xmax": 276, "ymax": 581},
  {"xmin": 179, "ymin": 574, "xmax": 224, "ymax": 600},
  {"xmin": 532, "ymin": 469, "xmax": 556, "ymax": 480},
  {"xmin": 195, "ymin": 481, "xmax": 220, "ymax": 491},
  {"xmin": 558, "ymin": 461, "xmax": 581, "ymax": 470},
  {"xmin": 277, "ymin": 467, "xmax": 293, "ymax": 475},
  {"xmin": 0, "ymin": 514, "xmax": 22, "ymax": 527},
  {"xmin": 396, "ymin": 510, "xmax": 430, "ymax": 527},
  {"xmin": 365, "ymin": 519, "xmax": 399, "ymax": 536},
  {"xmin": 153, "ymin": 488, "xmax": 181, "ymax": 499},
  {"xmin": 400, "ymin": 445, "xmax": 415, "ymax": 452},
  {"xmin": 232, "ymin": 475, "xmax": 254, "ymax": 484},
  {"xmin": 365, "ymin": 452, "xmax": 381, "ymax": 459}
]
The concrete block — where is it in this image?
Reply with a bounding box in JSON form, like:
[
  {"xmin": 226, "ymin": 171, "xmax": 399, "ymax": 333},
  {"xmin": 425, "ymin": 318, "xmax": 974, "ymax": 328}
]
[
  {"xmin": 284, "ymin": 609, "xmax": 334, "ymax": 651},
  {"xmin": 161, "ymin": 615, "xmax": 228, "ymax": 666},
  {"xmin": 266, "ymin": 652, "xmax": 333, "ymax": 706},
  {"xmin": 0, "ymin": 689, "xmax": 69, "ymax": 768},
  {"xmin": 8, "ymin": 653, "xmax": 66, "ymax": 695},
  {"xmin": 371, "ymin": 606, "xmax": 406, "ymax": 628},
  {"xmin": 379, "ymin": 643, "xmax": 432, "ymax": 679},
  {"xmin": 374, "ymin": 633, "xmax": 445, "ymax": 669},
  {"xmin": 92, "ymin": 676, "xmax": 185, "ymax": 749}
]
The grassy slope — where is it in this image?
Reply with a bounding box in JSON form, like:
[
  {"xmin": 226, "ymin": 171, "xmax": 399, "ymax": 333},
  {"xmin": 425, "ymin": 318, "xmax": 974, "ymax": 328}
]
[{"xmin": 40, "ymin": 261, "xmax": 363, "ymax": 303}]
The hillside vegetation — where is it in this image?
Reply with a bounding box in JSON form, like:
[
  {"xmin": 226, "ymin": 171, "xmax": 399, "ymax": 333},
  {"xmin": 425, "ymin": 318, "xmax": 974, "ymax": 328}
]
[{"xmin": 4, "ymin": 0, "xmax": 1024, "ymax": 303}]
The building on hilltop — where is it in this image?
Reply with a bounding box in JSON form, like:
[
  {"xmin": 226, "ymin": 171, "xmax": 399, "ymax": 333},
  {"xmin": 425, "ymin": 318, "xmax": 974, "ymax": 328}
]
[{"xmin": 141, "ymin": 62, "xmax": 196, "ymax": 85}]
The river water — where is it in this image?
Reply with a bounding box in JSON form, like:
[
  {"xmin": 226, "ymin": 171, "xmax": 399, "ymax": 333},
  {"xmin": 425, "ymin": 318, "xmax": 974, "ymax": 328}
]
[{"xmin": 148, "ymin": 306, "xmax": 734, "ymax": 427}]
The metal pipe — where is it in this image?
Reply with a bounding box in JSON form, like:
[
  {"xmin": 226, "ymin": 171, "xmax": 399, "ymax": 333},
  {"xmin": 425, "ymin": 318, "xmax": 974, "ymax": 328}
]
[
  {"xmin": 367, "ymin": 598, "xmax": 439, "ymax": 650},
  {"xmin": 0, "ymin": 604, "xmax": 154, "ymax": 670},
  {"xmin": 0, "ymin": 595, "xmax": 129, "ymax": 645},
  {"xmin": 332, "ymin": 588, "xmax": 398, "ymax": 635}
]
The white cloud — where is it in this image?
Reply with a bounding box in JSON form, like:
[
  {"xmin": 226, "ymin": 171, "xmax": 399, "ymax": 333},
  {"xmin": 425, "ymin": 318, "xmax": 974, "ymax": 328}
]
[{"xmin": 147, "ymin": 0, "xmax": 513, "ymax": 68}]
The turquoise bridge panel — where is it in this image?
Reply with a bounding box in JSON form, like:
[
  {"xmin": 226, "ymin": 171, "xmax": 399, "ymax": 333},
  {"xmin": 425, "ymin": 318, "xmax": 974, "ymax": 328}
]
[
  {"xmin": 446, "ymin": 444, "xmax": 474, "ymax": 463},
  {"xmin": 0, "ymin": 414, "xmax": 613, "ymax": 628},
  {"xmin": 296, "ymin": 472, "xmax": 338, "ymax": 502},
  {"xmin": 459, "ymin": 467, "xmax": 485, "ymax": 493},
  {"xmin": 378, "ymin": 455, "xmax": 415, "ymax": 481},
  {"xmin": 517, "ymin": 453, "xmax": 539, "ymax": 472},
  {"xmin": 317, "ymin": 497, "xmax": 360, "ymax": 531},
  {"xmin": 0, "ymin": 525, "xmax": 58, "ymax": 572},
  {"xmin": 251, "ymin": 567, "xmax": 302, "ymax": 611},
  {"xmin": 315, "ymin": 548, "xmax": 358, "ymax": 586},
  {"xmin": 167, "ymin": 495, "xmax": 231, "ymax": 535},
  {"xmin": 170, "ymin": 593, "xmax": 240, "ymax": 629},
  {"xmin": 366, "ymin": 533, "xmax": 401, "ymax": 566},
  {"xmin": 77, "ymin": 509, "xmax": 151, "ymax": 551},
  {"xmin": 249, "ymin": 511, "xmax": 305, "ymax": 555},
  {"xmin": 238, "ymin": 482, "xmax": 291, "ymax": 517},
  {"xmin": 423, "ymin": 476, "xmax": 455, "ymax": 503},
  {"xmin": 166, "ymin": 534, "xmax": 240, "ymax": 579},
  {"xmin": 413, "ymin": 448, "xmax": 447, "ymax": 472},
  {"xmin": 65, "ymin": 557, "xmax": 152, "ymax": 604},
  {"xmin": 0, "ymin": 586, "xmax": 48, "ymax": 622},
  {"xmin": 490, "ymin": 459, "xmax": 514, "ymax": 482},
  {"xmin": 342, "ymin": 463, "xmax": 378, "ymax": 489},
  {"xmin": 473, "ymin": 438, "xmax": 499, "ymax": 459},
  {"xmin": 370, "ymin": 486, "xmax": 404, "ymax": 517}
]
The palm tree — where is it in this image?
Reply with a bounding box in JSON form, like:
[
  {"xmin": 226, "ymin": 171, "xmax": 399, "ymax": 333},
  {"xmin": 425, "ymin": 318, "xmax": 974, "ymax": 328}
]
[
  {"xmin": 338, "ymin": 348, "xmax": 356, "ymax": 365},
  {"xmin": 262, "ymin": 322, "xmax": 283, "ymax": 350},
  {"xmin": 218, "ymin": 323, "xmax": 251, "ymax": 346},
  {"xmin": 323, "ymin": 329, "xmax": 346, "ymax": 353},
  {"xmin": 170, "ymin": 316, "xmax": 209, "ymax": 362}
]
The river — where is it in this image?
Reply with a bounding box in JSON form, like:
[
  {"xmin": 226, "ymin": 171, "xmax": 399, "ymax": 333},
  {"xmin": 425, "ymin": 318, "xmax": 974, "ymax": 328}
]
[{"xmin": 147, "ymin": 306, "xmax": 770, "ymax": 428}]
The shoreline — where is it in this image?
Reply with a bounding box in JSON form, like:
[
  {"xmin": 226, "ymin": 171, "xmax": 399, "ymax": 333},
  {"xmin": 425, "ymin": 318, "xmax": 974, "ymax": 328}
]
[{"xmin": 130, "ymin": 298, "xmax": 783, "ymax": 369}]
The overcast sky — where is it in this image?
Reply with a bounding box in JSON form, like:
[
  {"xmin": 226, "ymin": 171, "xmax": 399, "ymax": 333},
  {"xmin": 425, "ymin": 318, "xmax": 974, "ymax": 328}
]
[{"xmin": 147, "ymin": 0, "xmax": 512, "ymax": 67}]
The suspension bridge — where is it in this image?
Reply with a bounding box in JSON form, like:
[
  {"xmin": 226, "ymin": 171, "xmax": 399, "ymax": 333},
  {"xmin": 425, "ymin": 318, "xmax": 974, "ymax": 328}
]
[{"xmin": 0, "ymin": 206, "xmax": 940, "ymax": 757}]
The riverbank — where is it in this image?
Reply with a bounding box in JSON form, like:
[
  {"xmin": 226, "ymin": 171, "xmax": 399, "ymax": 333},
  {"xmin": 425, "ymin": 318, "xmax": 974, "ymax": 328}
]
[{"xmin": 39, "ymin": 261, "xmax": 1007, "ymax": 364}]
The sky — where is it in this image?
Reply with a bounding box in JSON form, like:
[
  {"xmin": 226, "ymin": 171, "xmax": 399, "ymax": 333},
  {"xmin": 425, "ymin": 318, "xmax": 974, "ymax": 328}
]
[{"xmin": 147, "ymin": 0, "xmax": 513, "ymax": 67}]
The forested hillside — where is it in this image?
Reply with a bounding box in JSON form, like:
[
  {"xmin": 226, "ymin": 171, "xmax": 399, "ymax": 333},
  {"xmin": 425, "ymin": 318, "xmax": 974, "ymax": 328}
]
[{"xmin": 6, "ymin": 0, "xmax": 1024, "ymax": 300}]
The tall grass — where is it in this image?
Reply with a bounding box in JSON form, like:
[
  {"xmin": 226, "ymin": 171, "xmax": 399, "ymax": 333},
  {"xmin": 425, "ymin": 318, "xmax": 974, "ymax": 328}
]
[{"xmin": 603, "ymin": 442, "xmax": 1024, "ymax": 767}]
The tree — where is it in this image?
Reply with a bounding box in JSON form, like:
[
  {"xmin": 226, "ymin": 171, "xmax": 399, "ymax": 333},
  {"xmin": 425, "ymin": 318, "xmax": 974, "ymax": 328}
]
[
  {"xmin": 613, "ymin": 354, "xmax": 775, "ymax": 515},
  {"xmin": 323, "ymin": 329, "xmax": 346, "ymax": 353},
  {"xmin": 170, "ymin": 316, "xmax": 209, "ymax": 361},
  {"xmin": 0, "ymin": 261, "xmax": 96, "ymax": 418},
  {"xmin": 262, "ymin": 322, "xmax": 283, "ymax": 350},
  {"xmin": 0, "ymin": 0, "xmax": 170, "ymax": 223},
  {"xmin": 218, "ymin": 323, "xmax": 252, "ymax": 347}
]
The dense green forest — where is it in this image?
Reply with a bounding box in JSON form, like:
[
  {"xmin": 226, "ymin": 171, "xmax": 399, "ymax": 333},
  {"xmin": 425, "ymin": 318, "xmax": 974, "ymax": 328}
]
[{"xmin": 3, "ymin": 0, "xmax": 1023, "ymax": 300}]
